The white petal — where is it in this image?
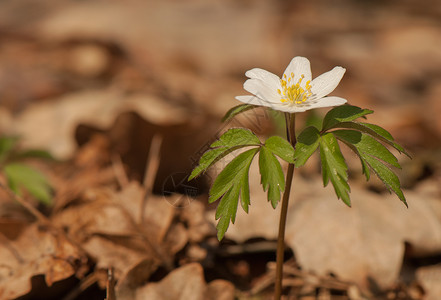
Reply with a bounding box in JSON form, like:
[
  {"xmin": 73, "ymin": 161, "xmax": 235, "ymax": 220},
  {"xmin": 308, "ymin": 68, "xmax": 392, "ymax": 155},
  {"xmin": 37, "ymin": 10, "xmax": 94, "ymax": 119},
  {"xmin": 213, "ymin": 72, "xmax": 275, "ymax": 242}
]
[
  {"xmin": 310, "ymin": 67, "xmax": 346, "ymax": 99},
  {"xmin": 243, "ymin": 79, "xmax": 280, "ymax": 103},
  {"xmin": 245, "ymin": 68, "xmax": 281, "ymax": 87},
  {"xmin": 283, "ymin": 56, "xmax": 312, "ymax": 84},
  {"xmin": 305, "ymin": 96, "xmax": 347, "ymax": 110},
  {"xmin": 235, "ymin": 95, "xmax": 282, "ymax": 110}
]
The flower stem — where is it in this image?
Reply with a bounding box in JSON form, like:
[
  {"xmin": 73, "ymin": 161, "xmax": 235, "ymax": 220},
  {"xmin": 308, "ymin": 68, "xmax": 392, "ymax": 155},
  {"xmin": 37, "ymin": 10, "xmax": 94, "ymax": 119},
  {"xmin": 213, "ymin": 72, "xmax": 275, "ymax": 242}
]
[{"xmin": 274, "ymin": 113, "xmax": 296, "ymax": 299}]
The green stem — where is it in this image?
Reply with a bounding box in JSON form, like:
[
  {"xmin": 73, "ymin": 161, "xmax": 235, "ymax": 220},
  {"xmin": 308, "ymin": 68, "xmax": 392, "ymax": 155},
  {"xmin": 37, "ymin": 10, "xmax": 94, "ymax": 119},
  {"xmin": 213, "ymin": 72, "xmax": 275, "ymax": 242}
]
[{"xmin": 274, "ymin": 113, "xmax": 296, "ymax": 299}]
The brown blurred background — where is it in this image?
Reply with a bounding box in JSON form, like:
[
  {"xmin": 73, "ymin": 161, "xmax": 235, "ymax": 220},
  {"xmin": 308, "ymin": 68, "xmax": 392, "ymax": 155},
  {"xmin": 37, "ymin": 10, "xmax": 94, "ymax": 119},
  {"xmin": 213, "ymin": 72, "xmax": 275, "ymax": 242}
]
[{"xmin": 1, "ymin": 0, "xmax": 441, "ymax": 299}]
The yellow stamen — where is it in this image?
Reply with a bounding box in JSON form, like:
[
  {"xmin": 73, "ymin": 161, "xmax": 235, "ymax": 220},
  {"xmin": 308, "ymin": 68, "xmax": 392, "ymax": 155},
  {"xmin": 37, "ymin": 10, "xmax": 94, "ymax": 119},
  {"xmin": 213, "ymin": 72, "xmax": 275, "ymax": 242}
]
[{"xmin": 278, "ymin": 73, "xmax": 313, "ymax": 105}]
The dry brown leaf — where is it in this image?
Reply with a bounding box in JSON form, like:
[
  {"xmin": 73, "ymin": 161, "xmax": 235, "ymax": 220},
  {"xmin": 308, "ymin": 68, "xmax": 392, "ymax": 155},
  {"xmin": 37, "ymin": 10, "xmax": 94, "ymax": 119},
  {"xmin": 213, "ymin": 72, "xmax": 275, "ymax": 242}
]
[
  {"xmin": 181, "ymin": 200, "xmax": 215, "ymax": 243},
  {"xmin": 114, "ymin": 258, "xmax": 158, "ymax": 300},
  {"xmin": 205, "ymin": 279, "xmax": 236, "ymax": 300},
  {"xmin": 211, "ymin": 160, "xmax": 441, "ymax": 289},
  {"xmin": 128, "ymin": 263, "xmax": 234, "ymax": 300},
  {"xmin": 416, "ymin": 264, "xmax": 441, "ymax": 300},
  {"xmin": 0, "ymin": 223, "xmax": 87, "ymax": 299},
  {"xmin": 11, "ymin": 90, "xmax": 189, "ymax": 159}
]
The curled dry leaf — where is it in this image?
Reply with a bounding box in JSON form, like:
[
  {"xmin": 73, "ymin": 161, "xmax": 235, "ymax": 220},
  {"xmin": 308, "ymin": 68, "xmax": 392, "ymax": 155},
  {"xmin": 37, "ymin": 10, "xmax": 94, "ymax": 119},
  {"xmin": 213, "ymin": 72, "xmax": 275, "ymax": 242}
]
[
  {"xmin": 0, "ymin": 223, "xmax": 87, "ymax": 299},
  {"xmin": 128, "ymin": 263, "xmax": 234, "ymax": 300},
  {"xmin": 212, "ymin": 160, "xmax": 441, "ymax": 289}
]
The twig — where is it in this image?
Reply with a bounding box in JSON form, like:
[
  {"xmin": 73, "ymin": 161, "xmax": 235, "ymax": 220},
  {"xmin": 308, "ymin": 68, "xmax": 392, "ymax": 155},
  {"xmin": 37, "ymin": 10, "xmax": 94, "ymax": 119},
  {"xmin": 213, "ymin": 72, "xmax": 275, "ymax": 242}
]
[
  {"xmin": 140, "ymin": 134, "xmax": 163, "ymax": 223},
  {"xmin": 112, "ymin": 155, "xmax": 129, "ymax": 188},
  {"xmin": 105, "ymin": 267, "xmax": 116, "ymax": 300},
  {"xmin": 61, "ymin": 272, "xmax": 98, "ymax": 300}
]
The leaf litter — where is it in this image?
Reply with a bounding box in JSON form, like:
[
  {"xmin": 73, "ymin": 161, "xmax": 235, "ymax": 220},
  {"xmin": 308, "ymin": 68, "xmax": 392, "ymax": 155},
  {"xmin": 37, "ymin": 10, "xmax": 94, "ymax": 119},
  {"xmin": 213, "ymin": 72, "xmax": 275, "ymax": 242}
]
[{"xmin": 1, "ymin": 0, "xmax": 441, "ymax": 299}]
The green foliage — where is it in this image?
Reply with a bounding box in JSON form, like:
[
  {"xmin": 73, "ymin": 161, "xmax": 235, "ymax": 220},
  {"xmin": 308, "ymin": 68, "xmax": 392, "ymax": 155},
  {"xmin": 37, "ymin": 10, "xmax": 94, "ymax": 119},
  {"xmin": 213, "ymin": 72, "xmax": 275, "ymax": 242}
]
[
  {"xmin": 221, "ymin": 104, "xmax": 257, "ymax": 122},
  {"xmin": 190, "ymin": 104, "xmax": 408, "ymax": 240},
  {"xmin": 293, "ymin": 105, "xmax": 407, "ymax": 207},
  {"xmin": 4, "ymin": 163, "xmax": 52, "ymax": 205},
  {"xmin": 319, "ymin": 133, "xmax": 351, "ymax": 206},
  {"xmin": 333, "ymin": 130, "xmax": 407, "ymax": 206},
  {"xmin": 259, "ymin": 146, "xmax": 285, "ymax": 208},
  {"xmin": 294, "ymin": 126, "xmax": 320, "ymax": 167},
  {"xmin": 322, "ymin": 105, "xmax": 373, "ymax": 131},
  {"xmin": 189, "ymin": 128, "xmax": 261, "ymax": 180},
  {"xmin": 264, "ymin": 136, "xmax": 295, "ymax": 164},
  {"xmin": 190, "ymin": 129, "xmax": 295, "ymax": 240},
  {"xmin": 0, "ymin": 136, "xmax": 53, "ymax": 204},
  {"xmin": 211, "ymin": 148, "xmax": 258, "ymax": 240}
]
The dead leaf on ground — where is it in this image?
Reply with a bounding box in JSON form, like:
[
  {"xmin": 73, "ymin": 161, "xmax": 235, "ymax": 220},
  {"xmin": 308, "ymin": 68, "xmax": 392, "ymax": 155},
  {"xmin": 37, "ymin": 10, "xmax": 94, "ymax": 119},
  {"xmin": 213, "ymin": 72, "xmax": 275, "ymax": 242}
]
[
  {"xmin": 213, "ymin": 160, "xmax": 441, "ymax": 289},
  {"xmin": 10, "ymin": 90, "xmax": 189, "ymax": 159},
  {"xmin": 119, "ymin": 263, "xmax": 234, "ymax": 300},
  {"xmin": 0, "ymin": 223, "xmax": 88, "ymax": 299},
  {"xmin": 416, "ymin": 264, "xmax": 441, "ymax": 300}
]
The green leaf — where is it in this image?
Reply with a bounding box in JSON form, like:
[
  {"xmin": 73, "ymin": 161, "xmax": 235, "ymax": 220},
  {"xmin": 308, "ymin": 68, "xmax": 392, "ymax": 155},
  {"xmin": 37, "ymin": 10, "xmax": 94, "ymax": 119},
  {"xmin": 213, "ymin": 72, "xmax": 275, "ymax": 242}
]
[
  {"xmin": 14, "ymin": 149, "xmax": 54, "ymax": 160},
  {"xmin": 332, "ymin": 130, "xmax": 406, "ymax": 206},
  {"xmin": 319, "ymin": 133, "xmax": 351, "ymax": 206},
  {"xmin": 189, "ymin": 147, "xmax": 229, "ymax": 180},
  {"xmin": 221, "ymin": 104, "xmax": 257, "ymax": 122},
  {"xmin": 333, "ymin": 130, "xmax": 401, "ymax": 168},
  {"xmin": 259, "ymin": 146, "xmax": 285, "ymax": 208},
  {"xmin": 209, "ymin": 148, "xmax": 258, "ymax": 240},
  {"xmin": 264, "ymin": 136, "xmax": 295, "ymax": 163},
  {"xmin": 239, "ymin": 168, "xmax": 250, "ymax": 213},
  {"xmin": 4, "ymin": 163, "xmax": 52, "ymax": 205},
  {"xmin": 0, "ymin": 136, "xmax": 19, "ymax": 161},
  {"xmin": 362, "ymin": 154, "xmax": 407, "ymax": 207},
  {"xmin": 332, "ymin": 130, "xmax": 407, "ymax": 206},
  {"xmin": 211, "ymin": 128, "xmax": 260, "ymax": 148},
  {"xmin": 189, "ymin": 128, "xmax": 260, "ymax": 180},
  {"xmin": 329, "ymin": 121, "xmax": 410, "ymax": 157},
  {"xmin": 322, "ymin": 105, "xmax": 373, "ymax": 131},
  {"xmin": 294, "ymin": 126, "xmax": 320, "ymax": 167}
]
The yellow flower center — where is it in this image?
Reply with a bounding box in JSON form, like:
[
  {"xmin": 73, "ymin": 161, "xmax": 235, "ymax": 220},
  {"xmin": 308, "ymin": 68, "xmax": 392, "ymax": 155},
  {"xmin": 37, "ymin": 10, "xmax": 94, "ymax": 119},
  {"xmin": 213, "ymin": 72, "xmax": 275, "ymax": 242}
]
[{"xmin": 277, "ymin": 73, "xmax": 312, "ymax": 104}]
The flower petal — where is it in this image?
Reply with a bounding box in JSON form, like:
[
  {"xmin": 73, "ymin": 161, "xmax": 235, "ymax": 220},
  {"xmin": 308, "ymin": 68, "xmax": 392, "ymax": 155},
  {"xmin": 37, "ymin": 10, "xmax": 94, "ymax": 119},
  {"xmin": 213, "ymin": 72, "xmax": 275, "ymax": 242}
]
[
  {"xmin": 235, "ymin": 95, "xmax": 280, "ymax": 110},
  {"xmin": 243, "ymin": 79, "xmax": 280, "ymax": 103},
  {"xmin": 304, "ymin": 96, "xmax": 347, "ymax": 110},
  {"xmin": 310, "ymin": 67, "xmax": 346, "ymax": 99},
  {"xmin": 283, "ymin": 56, "xmax": 312, "ymax": 84},
  {"xmin": 245, "ymin": 68, "xmax": 281, "ymax": 87}
]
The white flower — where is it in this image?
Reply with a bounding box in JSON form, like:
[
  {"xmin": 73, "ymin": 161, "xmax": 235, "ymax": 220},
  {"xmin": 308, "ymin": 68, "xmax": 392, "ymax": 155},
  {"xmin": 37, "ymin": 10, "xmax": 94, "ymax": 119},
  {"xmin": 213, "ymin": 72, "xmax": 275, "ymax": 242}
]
[{"xmin": 236, "ymin": 56, "xmax": 347, "ymax": 113}]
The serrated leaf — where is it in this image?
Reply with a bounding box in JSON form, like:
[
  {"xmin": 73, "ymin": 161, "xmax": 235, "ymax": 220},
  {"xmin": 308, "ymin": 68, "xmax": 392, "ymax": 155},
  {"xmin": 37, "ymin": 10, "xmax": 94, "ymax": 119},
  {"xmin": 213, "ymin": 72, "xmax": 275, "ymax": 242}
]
[
  {"xmin": 210, "ymin": 148, "xmax": 258, "ymax": 240},
  {"xmin": 4, "ymin": 163, "xmax": 52, "ymax": 205},
  {"xmin": 221, "ymin": 104, "xmax": 257, "ymax": 122},
  {"xmin": 239, "ymin": 169, "xmax": 250, "ymax": 213},
  {"xmin": 189, "ymin": 147, "xmax": 229, "ymax": 180},
  {"xmin": 322, "ymin": 105, "xmax": 373, "ymax": 131},
  {"xmin": 211, "ymin": 128, "xmax": 260, "ymax": 148},
  {"xmin": 329, "ymin": 121, "xmax": 410, "ymax": 157},
  {"xmin": 362, "ymin": 154, "xmax": 407, "ymax": 207},
  {"xmin": 319, "ymin": 133, "xmax": 351, "ymax": 206},
  {"xmin": 294, "ymin": 126, "xmax": 320, "ymax": 167},
  {"xmin": 259, "ymin": 146, "xmax": 285, "ymax": 208},
  {"xmin": 189, "ymin": 128, "xmax": 260, "ymax": 180},
  {"xmin": 264, "ymin": 136, "xmax": 295, "ymax": 163},
  {"xmin": 333, "ymin": 130, "xmax": 407, "ymax": 206},
  {"xmin": 333, "ymin": 130, "xmax": 401, "ymax": 168}
]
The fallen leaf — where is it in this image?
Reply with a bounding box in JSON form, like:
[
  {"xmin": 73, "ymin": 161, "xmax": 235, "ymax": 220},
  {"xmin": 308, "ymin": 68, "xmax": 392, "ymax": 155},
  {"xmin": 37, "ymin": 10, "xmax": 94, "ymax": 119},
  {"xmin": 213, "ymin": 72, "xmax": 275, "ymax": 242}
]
[
  {"xmin": 130, "ymin": 263, "xmax": 234, "ymax": 300},
  {"xmin": 0, "ymin": 223, "xmax": 87, "ymax": 299},
  {"xmin": 416, "ymin": 264, "xmax": 441, "ymax": 300},
  {"xmin": 12, "ymin": 90, "xmax": 189, "ymax": 159},
  {"xmin": 212, "ymin": 160, "xmax": 441, "ymax": 289}
]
